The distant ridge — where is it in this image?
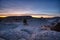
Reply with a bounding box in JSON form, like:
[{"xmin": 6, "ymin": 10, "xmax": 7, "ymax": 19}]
[{"xmin": 0, "ymin": 13, "xmax": 60, "ymax": 18}]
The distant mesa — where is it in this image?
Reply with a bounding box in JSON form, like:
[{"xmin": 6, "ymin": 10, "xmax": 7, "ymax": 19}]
[{"xmin": 0, "ymin": 16, "xmax": 32, "ymax": 22}]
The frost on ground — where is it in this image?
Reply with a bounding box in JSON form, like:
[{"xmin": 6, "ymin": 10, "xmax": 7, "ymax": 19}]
[{"xmin": 0, "ymin": 18, "xmax": 60, "ymax": 40}]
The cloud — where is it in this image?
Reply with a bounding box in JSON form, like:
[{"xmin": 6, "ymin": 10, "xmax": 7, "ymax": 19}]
[{"xmin": 0, "ymin": 0, "xmax": 60, "ymax": 16}]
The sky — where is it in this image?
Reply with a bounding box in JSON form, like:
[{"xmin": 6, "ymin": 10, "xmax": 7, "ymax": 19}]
[{"xmin": 0, "ymin": 0, "xmax": 60, "ymax": 16}]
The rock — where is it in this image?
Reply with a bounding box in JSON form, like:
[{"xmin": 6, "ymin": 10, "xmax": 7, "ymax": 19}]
[
  {"xmin": 51, "ymin": 22, "xmax": 60, "ymax": 32},
  {"xmin": 0, "ymin": 38, "xmax": 5, "ymax": 40}
]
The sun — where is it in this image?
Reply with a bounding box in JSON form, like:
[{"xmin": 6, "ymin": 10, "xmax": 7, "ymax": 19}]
[{"xmin": 31, "ymin": 16, "xmax": 42, "ymax": 18}]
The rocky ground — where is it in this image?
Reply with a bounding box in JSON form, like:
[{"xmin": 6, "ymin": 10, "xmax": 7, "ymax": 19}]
[{"xmin": 0, "ymin": 18, "xmax": 60, "ymax": 40}]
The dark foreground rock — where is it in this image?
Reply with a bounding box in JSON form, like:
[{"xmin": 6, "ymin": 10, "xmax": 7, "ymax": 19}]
[{"xmin": 51, "ymin": 22, "xmax": 60, "ymax": 32}]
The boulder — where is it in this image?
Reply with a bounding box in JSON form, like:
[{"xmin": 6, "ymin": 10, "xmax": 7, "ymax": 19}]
[{"xmin": 51, "ymin": 22, "xmax": 60, "ymax": 32}]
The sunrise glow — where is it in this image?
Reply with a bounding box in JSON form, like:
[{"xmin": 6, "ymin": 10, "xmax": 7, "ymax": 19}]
[
  {"xmin": 0, "ymin": 16, "xmax": 7, "ymax": 18},
  {"xmin": 31, "ymin": 15, "xmax": 54, "ymax": 18}
]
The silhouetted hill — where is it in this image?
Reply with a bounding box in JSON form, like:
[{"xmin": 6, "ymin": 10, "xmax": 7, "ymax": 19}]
[{"xmin": 0, "ymin": 16, "xmax": 32, "ymax": 22}]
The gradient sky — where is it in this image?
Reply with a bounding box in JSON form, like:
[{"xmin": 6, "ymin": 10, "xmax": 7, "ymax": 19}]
[{"xmin": 0, "ymin": 0, "xmax": 60, "ymax": 16}]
